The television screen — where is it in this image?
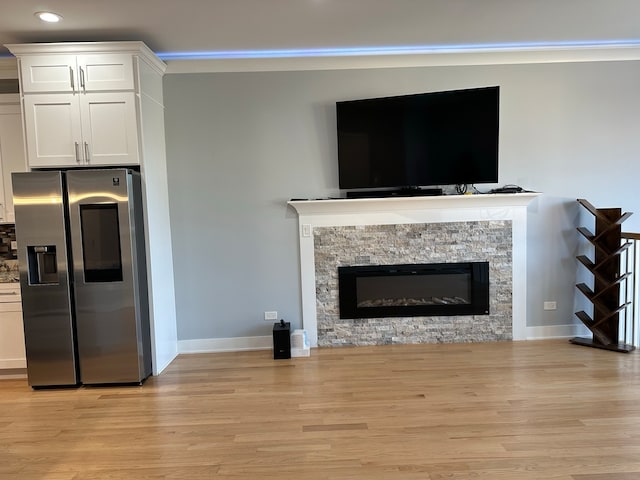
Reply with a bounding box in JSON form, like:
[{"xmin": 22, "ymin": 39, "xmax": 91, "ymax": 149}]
[{"xmin": 336, "ymin": 86, "xmax": 499, "ymax": 190}]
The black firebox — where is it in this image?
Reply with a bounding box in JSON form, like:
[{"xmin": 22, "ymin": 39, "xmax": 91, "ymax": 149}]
[{"xmin": 338, "ymin": 262, "xmax": 489, "ymax": 319}]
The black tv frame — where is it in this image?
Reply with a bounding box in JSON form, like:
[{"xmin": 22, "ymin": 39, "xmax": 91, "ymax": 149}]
[{"xmin": 336, "ymin": 86, "xmax": 500, "ymax": 195}]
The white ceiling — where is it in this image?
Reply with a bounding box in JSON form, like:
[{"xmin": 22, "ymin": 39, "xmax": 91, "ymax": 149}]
[{"xmin": 1, "ymin": 0, "xmax": 639, "ymax": 62}]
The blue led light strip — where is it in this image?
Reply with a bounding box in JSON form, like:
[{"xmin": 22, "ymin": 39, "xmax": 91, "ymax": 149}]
[{"xmin": 156, "ymin": 40, "xmax": 640, "ymax": 61}]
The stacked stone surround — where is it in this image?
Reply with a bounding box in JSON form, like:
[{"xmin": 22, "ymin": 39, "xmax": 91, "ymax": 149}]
[{"xmin": 313, "ymin": 221, "xmax": 512, "ymax": 347}]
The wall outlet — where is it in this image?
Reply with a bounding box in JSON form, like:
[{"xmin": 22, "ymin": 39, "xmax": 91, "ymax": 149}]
[
  {"xmin": 543, "ymin": 301, "xmax": 557, "ymax": 311},
  {"xmin": 264, "ymin": 311, "xmax": 278, "ymax": 321}
]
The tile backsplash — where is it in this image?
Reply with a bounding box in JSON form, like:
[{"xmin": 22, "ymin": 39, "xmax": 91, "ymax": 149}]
[{"xmin": 0, "ymin": 224, "xmax": 17, "ymax": 260}]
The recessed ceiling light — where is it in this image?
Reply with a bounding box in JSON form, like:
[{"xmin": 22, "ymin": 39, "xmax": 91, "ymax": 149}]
[{"xmin": 35, "ymin": 11, "xmax": 63, "ymax": 23}]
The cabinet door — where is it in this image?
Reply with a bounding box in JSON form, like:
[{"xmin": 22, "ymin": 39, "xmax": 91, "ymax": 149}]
[
  {"xmin": 0, "ymin": 285, "xmax": 25, "ymax": 369},
  {"xmin": 23, "ymin": 94, "xmax": 83, "ymax": 168},
  {"xmin": 0, "ymin": 310, "xmax": 26, "ymax": 369},
  {"xmin": 80, "ymin": 92, "xmax": 140, "ymax": 166},
  {"xmin": 77, "ymin": 54, "xmax": 135, "ymax": 92},
  {"xmin": 20, "ymin": 54, "xmax": 135, "ymax": 93},
  {"xmin": 19, "ymin": 55, "xmax": 77, "ymax": 93},
  {"xmin": 0, "ymin": 102, "xmax": 27, "ymax": 222}
]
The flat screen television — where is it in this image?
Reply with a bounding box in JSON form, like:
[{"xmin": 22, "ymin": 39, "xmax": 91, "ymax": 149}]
[{"xmin": 336, "ymin": 86, "xmax": 499, "ymax": 192}]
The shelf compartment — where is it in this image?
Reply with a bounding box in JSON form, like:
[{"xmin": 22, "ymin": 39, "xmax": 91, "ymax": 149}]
[
  {"xmin": 576, "ymin": 274, "xmax": 632, "ymax": 302},
  {"xmin": 584, "ymin": 243, "xmax": 632, "ymax": 272}
]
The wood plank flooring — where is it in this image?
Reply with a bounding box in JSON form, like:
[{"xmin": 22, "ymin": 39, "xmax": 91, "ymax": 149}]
[{"xmin": 2, "ymin": 339, "xmax": 640, "ymax": 479}]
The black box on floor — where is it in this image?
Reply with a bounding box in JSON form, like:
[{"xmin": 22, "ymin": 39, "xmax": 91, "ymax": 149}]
[{"xmin": 273, "ymin": 321, "xmax": 291, "ymax": 359}]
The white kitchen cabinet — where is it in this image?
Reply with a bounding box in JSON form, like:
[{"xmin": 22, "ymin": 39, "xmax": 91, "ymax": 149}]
[
  {"xmin": 0, "ymin": 94, "xmax": 27, "ymax": 222},
  {"xmin": 23, "ymin": 91, "xmax": 139, "ymax": 168},
  {"xmin": 19, "ymin": 53, "xmax": 134, "ymax": 93},
  {"xmin": 0, "ymin": 283, "xmax": 25, "ymax": 369},
  {"xmin": 7, "ymin": 43, "xmax": 151, "ymax": 169}
]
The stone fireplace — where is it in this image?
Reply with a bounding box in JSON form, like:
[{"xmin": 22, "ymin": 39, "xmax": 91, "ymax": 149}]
[{"xmin": 288, "ymin": 193, "xmax": 539, "ymax": 347}]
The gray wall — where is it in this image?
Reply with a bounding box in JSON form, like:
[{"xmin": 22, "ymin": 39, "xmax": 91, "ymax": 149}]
[{"xmin": 163, "ymin": 60, "xmax": 640, "ymax": 341}]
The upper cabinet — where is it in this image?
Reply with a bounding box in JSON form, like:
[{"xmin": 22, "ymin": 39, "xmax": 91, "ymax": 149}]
[
  {"xmin": 6, "ymin": 42, "xmax": 166, "ymax": 170},
  {"xmin": 0, "ymin": 94, "xmax": 27, "ymax": 223},
  {"xmin": 19, "ymin": 54, "xmax": 134, "ymax": 93},
  {"xmin": 22, "ymin": 91, "xmax": 140, "ymax": 167}
]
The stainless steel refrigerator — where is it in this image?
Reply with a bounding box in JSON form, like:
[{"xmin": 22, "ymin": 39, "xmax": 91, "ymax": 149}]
[{"xmin": 12, "ymin": 169, "xmax": 152, "ymax": 388}]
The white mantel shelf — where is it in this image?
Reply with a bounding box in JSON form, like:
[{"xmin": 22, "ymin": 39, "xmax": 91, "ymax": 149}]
[
  {"xmin": 288, "ymin": 192, "xmax": 541, "ymax": 347},
  {"xmin": 288, "ymin": 192, "xmax": 539, "ymax": 215}
]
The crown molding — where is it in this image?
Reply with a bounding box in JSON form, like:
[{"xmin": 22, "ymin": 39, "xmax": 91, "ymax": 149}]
[
  {"xmin": 164, "ymin": 43, "xmax": 640, "ymax": 74},
  {"xmin": 5, "ymin": 41, "xmax": 166, "ymax": 75}
]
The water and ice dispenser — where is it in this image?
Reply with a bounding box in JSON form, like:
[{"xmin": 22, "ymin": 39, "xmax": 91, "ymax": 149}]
[{"xmin": 27, "ymin": 246, "xmax": 58, "ymax": 285}]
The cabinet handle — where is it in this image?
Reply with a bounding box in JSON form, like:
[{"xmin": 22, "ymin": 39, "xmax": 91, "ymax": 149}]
[
  {"xmin": 69, "ymin": 67, "xmax": 75, "ymax": 92},
  {"xmin": 0, "ymin": 292, "xmax": 17, "ymax": 296},
  {"xmin": 80, "ymin": 66, "xmax": 86, "ymax": 93},
  {"xmin": 74, "ymin": 142, "xmax": 80, "ymax": 163},
  {"xmin": 84, "ymin": 142, "xmax": 90, "ymax": 163}
]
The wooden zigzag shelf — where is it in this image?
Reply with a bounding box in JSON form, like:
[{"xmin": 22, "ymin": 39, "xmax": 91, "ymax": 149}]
[{"xmin": 571, "ymin": 198, "xmax": 635, "ymax": 352}]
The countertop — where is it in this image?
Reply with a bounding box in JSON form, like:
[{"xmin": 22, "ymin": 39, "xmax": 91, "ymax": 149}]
[{"xmin": 0, "ymin": 260, "xmax": 19, "ymax": 283}]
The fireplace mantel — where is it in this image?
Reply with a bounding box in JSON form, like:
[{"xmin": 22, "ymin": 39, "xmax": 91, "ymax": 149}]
[
  {"xmin": 288, "ymin": 193, "xmax": 541, "ymax": 347},
  {"xmin": 289, "ymin": 192, "xmax": 539, "ymax": 216}
]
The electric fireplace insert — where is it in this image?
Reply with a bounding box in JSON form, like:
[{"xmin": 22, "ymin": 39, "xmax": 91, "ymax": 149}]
[{"xmin": 338, "ymin": 262, "xmax": 490, "ymax": 319}]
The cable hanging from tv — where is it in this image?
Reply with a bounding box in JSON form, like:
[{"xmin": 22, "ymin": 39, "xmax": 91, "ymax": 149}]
[{"xmin": 455, "ymin": 184, "xmax": 468, "ymax": 195}]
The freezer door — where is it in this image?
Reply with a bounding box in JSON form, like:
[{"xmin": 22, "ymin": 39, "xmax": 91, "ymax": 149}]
[
  {"xmin": 66, "ymin": 169, "xmax": 151, "ymax": 384},
  {"xmin": 12, "ymin": 171, "xmax": 79, "ymax": 387}
]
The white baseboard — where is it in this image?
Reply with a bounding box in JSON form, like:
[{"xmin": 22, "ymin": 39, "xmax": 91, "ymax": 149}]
[
  {"xmin": 178, "ymin": 335, "xmax": 272, "ymax": 354},
  {"xmin": 177, "ymin": 326, "xmax": 592, "ymax": 355},
  {"xmin": 526, "ymin": 323, "xmax": 590, "ymax": 340}
]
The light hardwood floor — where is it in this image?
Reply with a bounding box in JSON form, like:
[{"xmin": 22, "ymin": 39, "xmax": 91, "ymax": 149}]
[{"xmin": 2, "ymin": 339, "xmax": 640, "ymax": 479}]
